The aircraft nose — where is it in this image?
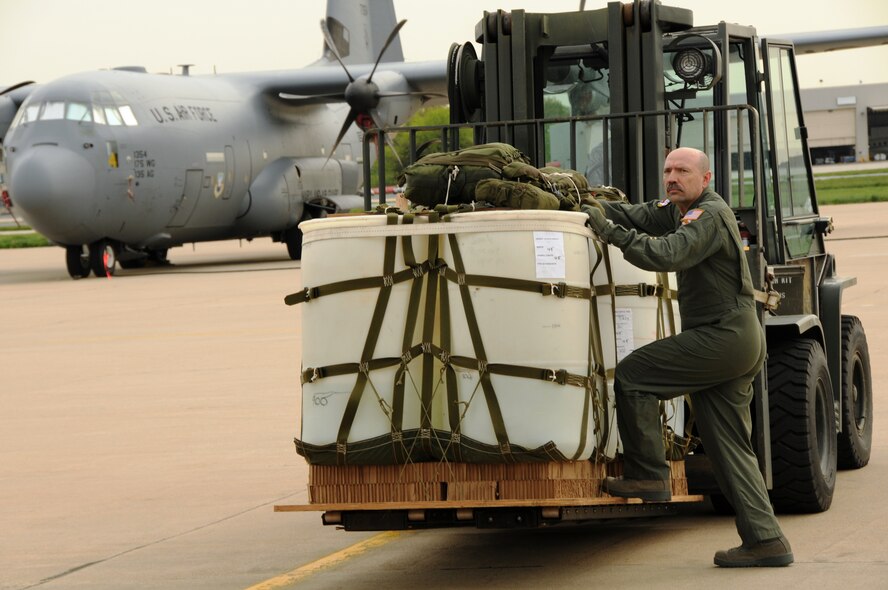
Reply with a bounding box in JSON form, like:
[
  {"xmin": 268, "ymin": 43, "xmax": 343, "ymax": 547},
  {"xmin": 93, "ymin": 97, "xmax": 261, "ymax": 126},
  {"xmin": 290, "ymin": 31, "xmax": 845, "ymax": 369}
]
[{"xmin": 8, "ymin": 145, "xmax": 97, "ymax": 243}]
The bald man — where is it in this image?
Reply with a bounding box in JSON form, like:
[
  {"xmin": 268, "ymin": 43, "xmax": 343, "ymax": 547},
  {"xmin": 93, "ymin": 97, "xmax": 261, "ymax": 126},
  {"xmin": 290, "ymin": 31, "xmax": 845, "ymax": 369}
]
[{"xmin": 583, "ymin": 147, "xmax": 792, "ymax": 567}]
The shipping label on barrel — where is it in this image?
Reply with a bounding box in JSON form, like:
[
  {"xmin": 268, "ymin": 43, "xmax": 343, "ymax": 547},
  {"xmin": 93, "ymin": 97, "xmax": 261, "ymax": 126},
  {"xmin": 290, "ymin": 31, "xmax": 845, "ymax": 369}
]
[
  {"xmin": 615, "ymin": 308, "xmax": 634, "ymax": 361},
  {"xmin": 533, "ymin": 232, "xmax": 566, "ymax": 279}
]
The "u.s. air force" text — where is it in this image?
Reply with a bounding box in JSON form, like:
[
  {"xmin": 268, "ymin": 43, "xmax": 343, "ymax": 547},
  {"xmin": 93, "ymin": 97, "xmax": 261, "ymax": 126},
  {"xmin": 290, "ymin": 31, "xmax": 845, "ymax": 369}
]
[{"xmin": 149, "ymin": 105, "xmax": 217, "ymax": 124}]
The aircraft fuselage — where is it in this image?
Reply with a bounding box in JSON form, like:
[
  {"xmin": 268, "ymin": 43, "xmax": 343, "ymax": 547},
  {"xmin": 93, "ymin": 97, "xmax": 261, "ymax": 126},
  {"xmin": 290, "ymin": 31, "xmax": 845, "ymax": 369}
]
[{"xmin": 3, "ymin": 68, "xmax": 367, "ymax": 251}]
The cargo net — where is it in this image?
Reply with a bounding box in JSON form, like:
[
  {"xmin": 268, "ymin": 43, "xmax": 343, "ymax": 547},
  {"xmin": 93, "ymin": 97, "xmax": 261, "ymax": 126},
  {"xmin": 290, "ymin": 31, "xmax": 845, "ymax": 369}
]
[{"xmin": 286, "ymin": 209, "xmax": 684, "ymax": 469}]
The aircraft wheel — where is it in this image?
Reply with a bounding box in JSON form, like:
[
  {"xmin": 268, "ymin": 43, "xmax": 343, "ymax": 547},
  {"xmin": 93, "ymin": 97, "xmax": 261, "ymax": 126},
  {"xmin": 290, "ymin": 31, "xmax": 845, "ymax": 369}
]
[
  {"xmin": 65, "ymin": 246, "xmax": 91, "ymax": 279},
  {"xmin": 89, "ymin": 239, "xmax": 118, "ymax": 277},
  {"xmin": 285, "ymin": 226, "xmax": 303, "ymax": 260}
]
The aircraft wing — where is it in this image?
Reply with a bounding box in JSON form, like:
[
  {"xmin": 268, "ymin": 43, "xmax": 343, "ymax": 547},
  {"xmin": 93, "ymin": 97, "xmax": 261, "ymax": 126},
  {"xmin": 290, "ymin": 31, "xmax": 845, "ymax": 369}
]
[
  {"xmin": 777, "ymin": 26, "xmax": 888, "ymax": 54},
  {"xmin": 228, "ymin": 60, "xmax": 448, "ymax": 105}
]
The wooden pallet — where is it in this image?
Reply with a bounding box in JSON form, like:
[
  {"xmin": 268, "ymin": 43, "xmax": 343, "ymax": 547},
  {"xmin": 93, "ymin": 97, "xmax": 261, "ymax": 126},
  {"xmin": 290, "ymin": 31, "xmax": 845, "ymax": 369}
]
[{"xmin": 276, "ymin": 460, "xmax": 701, "ymax": 511}]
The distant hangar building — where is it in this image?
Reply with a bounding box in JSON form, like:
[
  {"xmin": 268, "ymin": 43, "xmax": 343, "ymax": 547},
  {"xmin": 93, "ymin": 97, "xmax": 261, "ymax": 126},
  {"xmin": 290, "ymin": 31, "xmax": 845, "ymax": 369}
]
[{"xmin": 801, "ymin": 82, "xmax": 888, "ymax": 164}]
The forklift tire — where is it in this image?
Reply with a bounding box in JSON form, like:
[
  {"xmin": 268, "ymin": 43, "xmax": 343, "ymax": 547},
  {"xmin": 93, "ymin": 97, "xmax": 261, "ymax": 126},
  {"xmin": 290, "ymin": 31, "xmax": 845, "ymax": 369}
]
[
  {"xmin": 767, "ymin": 338, "xmax": 837, "ymax": 513},
  {"xmin": 837, "ymin": 315, "xmax": 873, "ymax": 469}
]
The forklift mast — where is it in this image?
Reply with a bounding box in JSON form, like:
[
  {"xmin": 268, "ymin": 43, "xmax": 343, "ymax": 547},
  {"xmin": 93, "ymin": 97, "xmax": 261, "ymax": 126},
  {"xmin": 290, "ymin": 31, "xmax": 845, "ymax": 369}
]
[{"xmin": 451, "ymin": 1, "xmax": 694, "ymax": 203}]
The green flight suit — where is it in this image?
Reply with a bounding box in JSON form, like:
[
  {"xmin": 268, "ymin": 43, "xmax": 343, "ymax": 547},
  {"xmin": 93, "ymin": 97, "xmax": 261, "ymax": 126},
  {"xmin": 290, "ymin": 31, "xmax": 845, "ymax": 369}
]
[{"xmin": 596, "ymin": 187, "xmax": 784, "ymax": 545}]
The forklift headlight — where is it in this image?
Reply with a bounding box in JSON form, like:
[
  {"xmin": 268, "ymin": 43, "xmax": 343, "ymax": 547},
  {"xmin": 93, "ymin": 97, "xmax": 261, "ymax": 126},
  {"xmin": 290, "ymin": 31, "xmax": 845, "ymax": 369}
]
[{"xmin": 672, "ymin": 48, "xmax": 708, "ymax": 84}]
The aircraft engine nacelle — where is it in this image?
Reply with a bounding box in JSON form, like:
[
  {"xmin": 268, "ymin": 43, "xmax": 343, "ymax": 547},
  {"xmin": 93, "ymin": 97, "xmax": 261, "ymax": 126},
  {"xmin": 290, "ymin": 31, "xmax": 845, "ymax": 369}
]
[
  {"xmin": 0, "ymin": 96, "xmax": 18, "ymax": 141},
  {"xmin": 370, "ymin": 70, "xmax": 423, "ymax": 128},
  {"xmin": 236, "ymin": 157, "xmax": 361, "ymax": 236}
]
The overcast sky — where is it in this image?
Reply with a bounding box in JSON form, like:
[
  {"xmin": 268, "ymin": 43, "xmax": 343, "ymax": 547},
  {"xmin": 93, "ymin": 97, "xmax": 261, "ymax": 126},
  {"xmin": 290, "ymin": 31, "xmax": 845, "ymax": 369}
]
[{"xmin": 2, "ymin": 0, "xmax": 886, "ymax": 90}]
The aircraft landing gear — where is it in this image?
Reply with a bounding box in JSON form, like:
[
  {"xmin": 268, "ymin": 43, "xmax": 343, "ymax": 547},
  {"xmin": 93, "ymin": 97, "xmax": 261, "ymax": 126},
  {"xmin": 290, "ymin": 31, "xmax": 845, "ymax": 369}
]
[
  {"xmin": 89, "ymin": 239, "xmax": 118, "ymax": 277},
  {"xmin": 149, "ymin": 248, "xmax": 170, "ymax": 265},
  {"xmin": 65, "ymin": 245, "xmax": 91, "ymax": 279}
]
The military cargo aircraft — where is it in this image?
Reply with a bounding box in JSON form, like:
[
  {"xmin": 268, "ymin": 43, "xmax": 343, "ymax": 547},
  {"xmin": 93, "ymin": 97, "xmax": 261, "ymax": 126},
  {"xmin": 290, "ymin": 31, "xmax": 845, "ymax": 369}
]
[{"xmin": 0, "ymin": 0, "xmax": 446, "ymax": 278}]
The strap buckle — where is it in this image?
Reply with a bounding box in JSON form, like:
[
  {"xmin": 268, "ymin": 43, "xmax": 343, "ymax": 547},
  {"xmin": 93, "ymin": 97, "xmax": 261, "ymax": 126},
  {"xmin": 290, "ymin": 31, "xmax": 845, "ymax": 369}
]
[
  {"xmin": 637, "ymin": 282, "xmax": 658, "ymax": 297},
  {"xmin": 544, "ymin": 282, "xmax": 567, "ymax": 298},
  {"xmin": 545, "ymin": 369, "xmax": 568, "ymax": 384},
  {"xmin": 301, "ymin": 367, "xmax": 321, "ymax": 384}
]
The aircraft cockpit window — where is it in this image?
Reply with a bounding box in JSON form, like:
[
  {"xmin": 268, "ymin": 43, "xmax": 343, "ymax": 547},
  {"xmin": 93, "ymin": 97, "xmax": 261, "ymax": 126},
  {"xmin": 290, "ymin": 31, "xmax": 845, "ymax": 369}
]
[
  {"xmin": 66, "ymin": 102, "xmax": 92, "ymax": 122},
  {"xmin": 103, "ymin": 106, "xmax": 124, "ymax": 126},
  {"xmin": 9, "ymin": 101, "xmax": 27, "ymax": 129},
  {"xmin": 22, "ymin": 103, "xmax": 41, "ymax": 124},
  {"xmin": 10, "ymin": 99, "xmax": 139, "ymax": 130},
  {"xmin": 92, "ymin": 106, "xmax": 107, "ymax": 125},
  {"xmin": 41, "ymin": 101, "xmax": 66, "ymax": 120},
  {"xmin": 118, "ymin": 105, "xmax": 138, "ymax": 126}
]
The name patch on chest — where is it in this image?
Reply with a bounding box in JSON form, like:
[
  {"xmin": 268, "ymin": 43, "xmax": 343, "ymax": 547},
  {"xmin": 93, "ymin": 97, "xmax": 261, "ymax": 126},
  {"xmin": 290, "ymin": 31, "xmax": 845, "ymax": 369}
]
[{"xmin": 681, "ymin": 208, "xmax": 705, "ymax": 225}]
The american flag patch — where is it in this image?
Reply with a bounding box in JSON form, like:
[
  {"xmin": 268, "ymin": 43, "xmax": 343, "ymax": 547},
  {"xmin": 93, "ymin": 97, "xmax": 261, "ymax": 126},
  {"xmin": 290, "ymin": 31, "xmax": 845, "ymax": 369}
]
[{"xmin": 681, "ymin": 208, "xmax": 704, "ymax": 224}]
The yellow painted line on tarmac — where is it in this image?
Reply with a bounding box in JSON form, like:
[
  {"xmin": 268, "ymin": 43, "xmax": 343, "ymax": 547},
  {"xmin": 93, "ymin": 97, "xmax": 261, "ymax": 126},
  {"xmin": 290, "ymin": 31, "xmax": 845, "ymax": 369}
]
[{"xmin": 244, "ymin": 530, "xmax": 410, "ymax": 589}]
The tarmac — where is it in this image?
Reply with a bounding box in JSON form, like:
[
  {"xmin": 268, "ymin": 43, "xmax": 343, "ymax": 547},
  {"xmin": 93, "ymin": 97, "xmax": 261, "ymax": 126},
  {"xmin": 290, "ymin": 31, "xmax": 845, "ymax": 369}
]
[{"xmin": 1, "ymin": 202, "xmax": 886, "ymax": 590}]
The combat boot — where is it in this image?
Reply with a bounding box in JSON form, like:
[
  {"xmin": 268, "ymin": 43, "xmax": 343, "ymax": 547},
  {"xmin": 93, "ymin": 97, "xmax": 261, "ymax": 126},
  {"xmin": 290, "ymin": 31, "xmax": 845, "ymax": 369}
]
[
  {"xmin": 714, "ymin": 536, "xmax": 794, "ymax": 567},
  {"xmin": 601, "ymin": 476, "xmax": 671, "ymax": 502}
]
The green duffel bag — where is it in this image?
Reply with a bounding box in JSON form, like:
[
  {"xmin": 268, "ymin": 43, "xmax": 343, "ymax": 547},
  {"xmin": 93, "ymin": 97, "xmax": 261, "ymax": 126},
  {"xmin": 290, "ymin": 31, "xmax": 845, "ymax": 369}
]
[
  {"xmin": 502, "ymin": 161, "xmax": 544, "ymax": 183},
  {"xmin": 538, "ymin": 167, "xmax": 590, "ymax": 192},
  {"xmin": 400, "ymin": 143, "xmax": 530, "ymax": 207},
  {"xmin": 537, "ymin": 167, "xmax": 591, "ymax": 210},
  {"xmin": 584, "ymin": 184, "xmax": 629, "ymax": 202},
  {"xmin": 475, "ymin": 178, "xmax": 561, "ymax": 210}
]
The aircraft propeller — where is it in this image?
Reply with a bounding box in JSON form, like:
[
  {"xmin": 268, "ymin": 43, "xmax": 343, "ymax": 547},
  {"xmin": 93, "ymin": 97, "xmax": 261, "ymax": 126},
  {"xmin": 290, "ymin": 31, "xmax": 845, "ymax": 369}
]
[
  {"xmin": 279, "ymin": 19, "xmax": 441, "ymax": 164},
  {"xmin": 0, "ymin": 81, "xmax": 35, "ymax": 97},
  {"xmin": 321, "ymin": 18, "xmax": 409, "ymax": 158}
]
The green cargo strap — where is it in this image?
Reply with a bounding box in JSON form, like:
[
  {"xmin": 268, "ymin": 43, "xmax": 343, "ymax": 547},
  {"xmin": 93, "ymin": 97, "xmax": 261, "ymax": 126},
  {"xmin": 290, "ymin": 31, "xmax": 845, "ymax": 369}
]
[
  {"xmin": 613, "ymin": 282, "xmax": 667, "ymax": 297},
  {"xmin": 433, "ymin": 203, "xmax": 483, "ymax": 215},
  {"xmin": 447, "ymin": 232, "xmax": 515, "ymax": 461},
  {"xmin": 420, "ymin": 226, "xmax": 442, "ymax": 444},
  {"xmin": 284, "ymin": 262, "xmax": 432, "ymax": 306},
  {"xmin": 436, "ymin": 264, "xmax": 464, "ymax": 462},
  {"xmin": 335, "ymin": 214, "xmax": 400, "ymax": 464},
  {"xmin": 441, "ymin": 267, "xmax": 591, "ymax": 299},
  {"xmin": 445, "ymin": 355, "xmax": 594, "ymax": 388},
  {"xmin": 587, "ymin": 239, "xmax": 611, "ymax": 456},
  {"xmin": 598, "ymin": 241, "xmax": 621, "ymax": 370},
  {"xmin": 301, "ymin": 356, "xmax": 407, "ymax": 385},
  {"xmin": 391, "ymin": 218, "xmax": 428, "ymax": 461},
  {"xmin": 416, "ymin": 154, "xmax": 508, "ymax": 173}
]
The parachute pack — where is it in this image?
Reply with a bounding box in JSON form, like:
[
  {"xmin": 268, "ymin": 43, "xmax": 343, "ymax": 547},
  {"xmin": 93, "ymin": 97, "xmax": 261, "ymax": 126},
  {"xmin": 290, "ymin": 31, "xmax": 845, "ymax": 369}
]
[{"xmin": 399, "ymin": 142, "xmax": 628, "ymax": 210}]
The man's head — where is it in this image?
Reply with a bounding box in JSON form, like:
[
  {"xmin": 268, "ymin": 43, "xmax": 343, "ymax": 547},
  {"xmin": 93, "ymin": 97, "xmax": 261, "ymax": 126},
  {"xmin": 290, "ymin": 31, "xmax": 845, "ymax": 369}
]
[{"xmin": 662, "ymin": 147, "xmax": 711, "ymax": 212}]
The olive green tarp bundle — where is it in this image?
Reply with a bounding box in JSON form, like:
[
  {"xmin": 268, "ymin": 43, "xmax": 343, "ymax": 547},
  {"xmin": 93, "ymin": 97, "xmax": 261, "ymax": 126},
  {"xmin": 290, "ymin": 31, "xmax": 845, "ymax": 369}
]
[
  {"xmin": 399, "ymin": 143, "xmax": 531, "ymax": 207},
  {"xmin": 399, "ymin": 141, "xmax": 629, "ymax": 211}
]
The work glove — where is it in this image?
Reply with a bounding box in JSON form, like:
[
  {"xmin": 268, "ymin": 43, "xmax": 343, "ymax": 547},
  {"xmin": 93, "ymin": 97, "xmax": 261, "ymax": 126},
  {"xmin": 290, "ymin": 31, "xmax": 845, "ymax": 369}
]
[{"xmin": 581, "ymin": 202, "xmax": 611, "ymax": 241}]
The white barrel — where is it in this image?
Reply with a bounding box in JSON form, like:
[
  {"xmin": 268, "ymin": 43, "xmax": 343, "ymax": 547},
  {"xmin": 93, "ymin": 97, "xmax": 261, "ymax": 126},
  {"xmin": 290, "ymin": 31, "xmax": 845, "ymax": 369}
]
[
  {"xmin": 440, "ymin": 210, "xmax": 598, "ymax": 460},
  {"xmin": 299, "ymin": 214, "xmax": 447, "ymax": 454},
  {"xmin": 590, "ymin": 243, "xmax": 683, "ymax": 458}
]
